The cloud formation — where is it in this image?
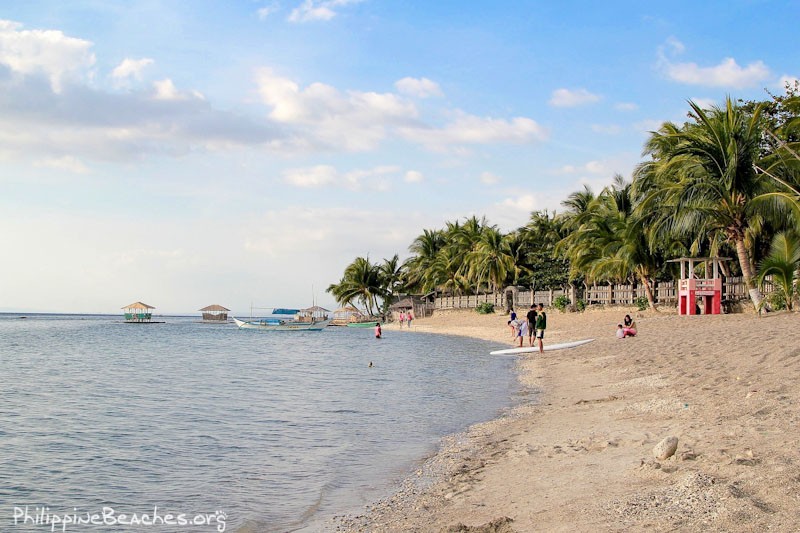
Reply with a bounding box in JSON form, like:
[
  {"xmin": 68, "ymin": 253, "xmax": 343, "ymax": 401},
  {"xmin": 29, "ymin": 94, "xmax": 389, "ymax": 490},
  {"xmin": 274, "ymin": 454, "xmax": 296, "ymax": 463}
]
[
  {"xmin": 111, "ymin": 57, "xmax": 154, "ymax": 81},
  {"xmin": 549, "ymin": 88, "xmax": 601, "ymax": 107},
  {"xmin": 288, "ymin": 0, "xmax": 363, "ymax": 22},
  {"xmin": 283, "ymin": 164, "xmax": 399, "ymax": 191},
  {"xmin": 0, "ymin": 19, "xmax": 95, "ymax": 92},
  {"xmin": 657, "ymin": 38, "xmax": 771, "ymax": 89},
  {"xmin": 395, "ymin": 77, "xmax": 443, "ymax": 98}
]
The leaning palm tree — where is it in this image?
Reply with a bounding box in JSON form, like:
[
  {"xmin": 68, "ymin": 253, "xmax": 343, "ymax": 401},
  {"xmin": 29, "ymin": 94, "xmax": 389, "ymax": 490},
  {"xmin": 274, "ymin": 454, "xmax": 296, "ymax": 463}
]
[
  {"xmin": 758, "ymin": 231, "xmax": 800, "ymax": 311},
  {"xmin": 634, "ymin": 97, "xmax": 777, "ymax": 311},
  {"xmin": 326, "ymin": 256, "xmax": 386, "ymax": 317}
]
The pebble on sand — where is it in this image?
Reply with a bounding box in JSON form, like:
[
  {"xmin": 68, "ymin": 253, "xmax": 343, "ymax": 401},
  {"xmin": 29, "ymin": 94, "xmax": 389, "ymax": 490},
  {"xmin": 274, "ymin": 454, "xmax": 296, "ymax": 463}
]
[{"xmin": 653, "ymin": 436, "xmax": 679, "ymax": 460}]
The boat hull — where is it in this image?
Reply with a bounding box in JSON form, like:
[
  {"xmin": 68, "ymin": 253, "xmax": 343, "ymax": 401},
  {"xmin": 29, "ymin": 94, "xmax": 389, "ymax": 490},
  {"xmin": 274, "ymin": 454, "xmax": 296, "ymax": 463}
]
[
  {"xmin": 489, "ymin": 338, "xmax": 594, "ymax": 355},
  {"xmin": 233, "ymin": 317, "xmax": 332, "ymax": 331},
  {"xmin": 346, "ymin": 321, "xmax": 382, "ymax": 328}
]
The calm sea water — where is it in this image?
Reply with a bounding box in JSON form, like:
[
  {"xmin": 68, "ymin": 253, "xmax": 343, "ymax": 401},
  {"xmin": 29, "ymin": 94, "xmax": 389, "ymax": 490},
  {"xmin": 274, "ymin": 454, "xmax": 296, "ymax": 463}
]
[{"xmin": 0, "ymin": 314, "xmax": 520, "ymax": 532}]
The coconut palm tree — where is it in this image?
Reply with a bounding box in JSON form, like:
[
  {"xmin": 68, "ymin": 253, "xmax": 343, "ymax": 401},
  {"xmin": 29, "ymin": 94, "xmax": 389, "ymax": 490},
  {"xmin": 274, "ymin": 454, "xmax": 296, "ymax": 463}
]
[
  {"xmin": 465, "ymin": 227, "xmax": 515, "ymax": 293},
  {"xmin": 326, "ymin": 256, "xmax": 386, "ymax": 317},
  {"xmin": 634, "ymin": 97, "xmax": 776, "ymax": 311},
  {"xmin": 758, "ymin": 231, "xmax": 800, "ymax": 311}
]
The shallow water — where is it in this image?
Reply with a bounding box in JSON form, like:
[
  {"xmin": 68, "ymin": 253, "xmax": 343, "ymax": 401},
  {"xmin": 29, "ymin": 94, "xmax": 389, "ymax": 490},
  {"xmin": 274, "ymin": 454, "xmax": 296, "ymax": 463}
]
[{"xmin": 0, "ymin": 314, "xmax": 519, "ymax": 532}]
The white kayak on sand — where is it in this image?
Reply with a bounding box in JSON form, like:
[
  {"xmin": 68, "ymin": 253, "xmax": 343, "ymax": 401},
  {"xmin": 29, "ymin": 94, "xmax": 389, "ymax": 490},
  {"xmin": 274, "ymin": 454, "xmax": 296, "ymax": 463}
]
[{"xmin": 489, "ymin": 338, "xmax": 594, "ymax": 355}]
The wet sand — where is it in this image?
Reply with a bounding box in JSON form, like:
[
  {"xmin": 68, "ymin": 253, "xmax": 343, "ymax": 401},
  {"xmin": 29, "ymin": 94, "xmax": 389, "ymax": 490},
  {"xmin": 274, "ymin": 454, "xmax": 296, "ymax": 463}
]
[{"xmin": 335, "ymin": 307, "xmax": 800, "ymax": 532}]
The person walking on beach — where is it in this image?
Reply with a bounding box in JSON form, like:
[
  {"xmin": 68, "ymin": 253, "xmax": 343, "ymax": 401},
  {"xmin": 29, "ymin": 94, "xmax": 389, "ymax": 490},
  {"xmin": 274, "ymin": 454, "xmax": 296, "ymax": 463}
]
[
  {"xmin": 399, "ymin": 311, "xmax": 406, "ymax": 328},
  {"xmin": 406, "ymin": 310, "xmax": 413, "ymax": 328},
  {"xmin": 526, "ymin": 304, "xmax": 538, "ymax": 347},
  {"xmin": 535, "ymin": 303, "xmax": 547, "ymax": 354},
  {"xmin": 375, "ymin": 323, "xmax": 382, "ymax": 339}
]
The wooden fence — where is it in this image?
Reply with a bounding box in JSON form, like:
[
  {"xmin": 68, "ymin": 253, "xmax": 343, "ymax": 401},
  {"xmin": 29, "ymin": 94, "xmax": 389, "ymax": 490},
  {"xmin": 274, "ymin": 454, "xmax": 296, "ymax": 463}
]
[{"xmin": 433, "ymin": 276, "xmax": 776, "ymax": 310}]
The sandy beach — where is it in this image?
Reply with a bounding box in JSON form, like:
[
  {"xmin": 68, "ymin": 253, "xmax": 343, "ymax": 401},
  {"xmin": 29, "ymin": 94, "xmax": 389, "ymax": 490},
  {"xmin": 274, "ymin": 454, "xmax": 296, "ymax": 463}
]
[{"xmin": 336, "ymin": 307, "xmax": 800, "ymax": 532}]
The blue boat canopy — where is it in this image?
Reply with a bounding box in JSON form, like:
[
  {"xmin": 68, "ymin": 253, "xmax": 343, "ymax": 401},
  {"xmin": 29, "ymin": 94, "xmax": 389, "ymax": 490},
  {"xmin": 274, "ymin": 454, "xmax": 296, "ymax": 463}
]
[{"xmin": 272, "ymin": 308, "xmax": 300, "ymax": 315}]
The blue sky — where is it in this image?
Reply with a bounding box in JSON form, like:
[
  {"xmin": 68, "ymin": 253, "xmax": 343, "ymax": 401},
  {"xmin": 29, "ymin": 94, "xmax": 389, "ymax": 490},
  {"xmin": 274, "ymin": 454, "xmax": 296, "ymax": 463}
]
[{"xmin": 1, "ymin": 0, "xmax": 797, "ymax": 313}]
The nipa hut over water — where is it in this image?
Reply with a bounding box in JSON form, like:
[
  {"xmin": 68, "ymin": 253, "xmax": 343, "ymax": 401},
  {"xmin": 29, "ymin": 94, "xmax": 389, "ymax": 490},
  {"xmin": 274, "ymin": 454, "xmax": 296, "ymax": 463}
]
[
  {"xmin": 122, "ymin": 301, "xmax": 155, "ymax": 323},
  {"xmin": 331, "ymin": 306, "xmax": 364, "ymax": 326},
  {"xmin": 199, "ymin": 304, "xmax": 230, "ymax": 322}
]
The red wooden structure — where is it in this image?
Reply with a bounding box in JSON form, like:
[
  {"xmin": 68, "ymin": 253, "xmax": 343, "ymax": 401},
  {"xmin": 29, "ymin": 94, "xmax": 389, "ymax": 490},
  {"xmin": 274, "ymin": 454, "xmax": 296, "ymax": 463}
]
[{"xmin": 669, "ymin": 257, "xmax": 729, "ymax": 315}]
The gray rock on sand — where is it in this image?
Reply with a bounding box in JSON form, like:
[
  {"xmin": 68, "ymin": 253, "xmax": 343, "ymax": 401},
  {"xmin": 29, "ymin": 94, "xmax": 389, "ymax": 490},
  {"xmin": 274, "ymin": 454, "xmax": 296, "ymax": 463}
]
[{"xmin": 653, "ymin": 436, "xmax": 679, "ymax": 460}]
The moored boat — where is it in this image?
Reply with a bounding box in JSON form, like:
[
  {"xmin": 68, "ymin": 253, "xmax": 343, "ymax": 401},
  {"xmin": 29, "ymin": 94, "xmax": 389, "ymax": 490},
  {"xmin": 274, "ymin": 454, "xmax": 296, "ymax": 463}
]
[{"xmin": 233, "ymin": 306, "xmax": 332, "ymax": 331}]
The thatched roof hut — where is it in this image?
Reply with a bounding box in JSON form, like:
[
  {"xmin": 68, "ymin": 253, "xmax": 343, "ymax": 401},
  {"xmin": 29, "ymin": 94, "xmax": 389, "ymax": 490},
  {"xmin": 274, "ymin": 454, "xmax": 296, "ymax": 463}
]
[
  {"xmin": 199, "ymin": 304, "xmax": 230, "ymax": 322},
  {"xmin": 122, "ymin": 301, "xmax": 155, "ymax": 322}
]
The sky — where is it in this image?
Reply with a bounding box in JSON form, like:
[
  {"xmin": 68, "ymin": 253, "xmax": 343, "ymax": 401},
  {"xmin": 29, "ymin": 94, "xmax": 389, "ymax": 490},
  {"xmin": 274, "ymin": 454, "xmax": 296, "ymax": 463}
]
[{"xmin": 1, "ymin": 0, "xmax": 798, "ymax": 314}]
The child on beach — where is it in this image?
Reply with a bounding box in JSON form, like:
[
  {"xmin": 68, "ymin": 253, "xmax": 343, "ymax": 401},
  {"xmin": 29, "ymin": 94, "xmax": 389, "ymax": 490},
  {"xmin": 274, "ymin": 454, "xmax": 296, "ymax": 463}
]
[{"xmin": 616, "ymin": 324, "xmax": 625, "ymax": 339}]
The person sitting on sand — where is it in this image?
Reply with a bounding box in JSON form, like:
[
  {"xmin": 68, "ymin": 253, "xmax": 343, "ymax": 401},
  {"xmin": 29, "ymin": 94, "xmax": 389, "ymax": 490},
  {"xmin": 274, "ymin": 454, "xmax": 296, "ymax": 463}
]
[
  {"xmin": 622, "ymin": 314, "xmax": 637, "ymax": 337},
  {"xmin": 375, "ymin": 323, "xmax": 382, "ymax": 339},
  {"xmin": 616, "ymin": 324, "xmax": 625, "ymax": 339}
]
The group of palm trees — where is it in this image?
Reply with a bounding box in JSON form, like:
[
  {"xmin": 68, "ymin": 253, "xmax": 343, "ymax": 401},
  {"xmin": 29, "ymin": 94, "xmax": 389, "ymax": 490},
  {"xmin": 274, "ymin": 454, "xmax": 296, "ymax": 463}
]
[{"xmin": 328, "ymin": 92, "xmax": 800, "ymax": 314}]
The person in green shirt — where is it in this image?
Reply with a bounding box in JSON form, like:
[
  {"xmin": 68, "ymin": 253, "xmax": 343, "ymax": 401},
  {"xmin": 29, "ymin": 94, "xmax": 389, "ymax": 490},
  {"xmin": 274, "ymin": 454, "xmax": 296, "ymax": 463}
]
[{"xmin": 535, "ymin": 303, "xmax": 547, "ymax": 354}]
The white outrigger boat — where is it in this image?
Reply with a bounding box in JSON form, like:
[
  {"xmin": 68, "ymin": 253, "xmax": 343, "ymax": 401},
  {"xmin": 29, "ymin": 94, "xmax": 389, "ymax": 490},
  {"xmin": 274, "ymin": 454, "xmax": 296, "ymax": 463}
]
[{"xmin": 233, "ymin": 306, "xmax": 332, "ymax": 331}]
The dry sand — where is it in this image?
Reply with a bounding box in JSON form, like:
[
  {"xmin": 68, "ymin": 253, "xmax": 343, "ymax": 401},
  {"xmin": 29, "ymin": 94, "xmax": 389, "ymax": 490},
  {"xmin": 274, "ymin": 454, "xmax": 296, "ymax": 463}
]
[{"xmin": 334, "ymin": 307, "xmax": 800, "ymax": 532}]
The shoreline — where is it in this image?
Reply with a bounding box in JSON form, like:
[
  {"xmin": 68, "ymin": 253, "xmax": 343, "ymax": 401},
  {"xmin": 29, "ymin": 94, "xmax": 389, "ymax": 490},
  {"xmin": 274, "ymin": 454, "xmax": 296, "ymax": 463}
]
[{"xmin": 334, "ymin": 307, "xmax": 800, "ymax": 532}]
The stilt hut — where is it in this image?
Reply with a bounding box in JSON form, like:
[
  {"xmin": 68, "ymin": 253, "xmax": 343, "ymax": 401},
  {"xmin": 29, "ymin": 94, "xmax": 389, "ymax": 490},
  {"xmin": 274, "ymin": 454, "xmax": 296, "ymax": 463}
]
[
  {"xmin": 331, "ymin": 306, "xmax": 363, "ymax": 326},
  {"xmin": 122, "ymin": 301, "xmax": 155, "ymax": 322},
  {"xmin": 200, "ymin": 304, "xmax": 230, "ymax": 322}
]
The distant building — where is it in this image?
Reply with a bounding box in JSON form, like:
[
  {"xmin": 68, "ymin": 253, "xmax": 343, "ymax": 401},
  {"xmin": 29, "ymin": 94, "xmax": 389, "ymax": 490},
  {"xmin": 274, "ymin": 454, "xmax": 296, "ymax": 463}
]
[
  {"xmin": 199, "ymin": 304, "xmax": 230, "ymax": 322},
  {"xmin": 122, "ymin": 301, "xmax": 155, "ymax": 322}
]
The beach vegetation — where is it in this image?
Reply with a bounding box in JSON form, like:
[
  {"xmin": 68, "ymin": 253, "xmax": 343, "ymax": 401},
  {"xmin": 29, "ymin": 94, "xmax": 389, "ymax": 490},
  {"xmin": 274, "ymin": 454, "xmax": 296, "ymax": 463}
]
[
  {"xmin": 475, "ymin": 302, "xmax": 495, "ymax": 314},
  {"xmin": 552, "ymin": 294, "xmax": 571, "ymax": 312},
  {"xmin": 757, "ymin": 231, "xmax": 800, "ymax": 311},
  {"xmin": 329, "ymin": 89, "xmax": 800, "ymax": 315}
]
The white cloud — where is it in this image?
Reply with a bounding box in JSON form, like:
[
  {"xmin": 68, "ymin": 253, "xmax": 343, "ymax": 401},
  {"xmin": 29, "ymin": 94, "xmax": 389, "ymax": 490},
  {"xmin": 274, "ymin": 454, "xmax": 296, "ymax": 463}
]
[
  {"xmin": 664, "ymin": 57, "xmax": 770, "ymax": 88},
  {"xmin": 0, "ymin": 19, "xmax": 95, "ymax": 92},
  {"xmin": 557, "ymin": 154, "xmax": 638, "ymax": 179},
  {"xmin": 152, "ymin": 78, "xmax": 204, "ymax": 101},
  {"xmin": 288, "ymin": 0, "xmax": 362, "ymax": 22},
  {"xmin": 399, "ymin": 112, "xmax": 547, "ymax": 150},
  {"xmin": 549, "ymin": 88, "xmax": 601, "ymax": 108},
  {"xmin": 656, "ymin": 38, "xmax": 770, "ymax": 89},
  {"xmin": 257, "ymin": 2, "xmax": 280, "ymax": 19},
  {"xmin": 255, "ymin": 68, "xmax": 418, "ymax": 151},
  {"xmin": 111, "ymin": 57, "xmax": 154, "ymax": 81},
  {"xmin": 404, "ymin": 170, "xmax": 424, "ymax": 183},
  {"xmin": 283, "ymin": 164, "xmax": 400, "ymax": 191},
  {"xmin": 33, "ymin": 155, "xmax": 89, "ymax": 174},
  {"xmin": 480, "ymin": 171, "xmax": 499, "ymax": 185},
  {"xmin": 501, "ymin": 194, "xmax": 537, "ymax": 212},
  {"xmin": 614, "ymin": 102, "xmax": 638, "ymax": 111},
  {"xmin": 394, "ymin": 77, "xmax": 443, "ymax": 98}
]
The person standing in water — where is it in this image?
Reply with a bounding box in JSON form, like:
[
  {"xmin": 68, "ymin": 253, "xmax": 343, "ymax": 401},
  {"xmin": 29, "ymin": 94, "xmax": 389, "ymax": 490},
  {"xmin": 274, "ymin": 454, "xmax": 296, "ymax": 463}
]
[
  {"xmin": 535, "ymin": 303, "xmax": 547, "ymax": 354},
  {"xmin": 375, "ymin": 323, "xmax": 382, "ymax": 339}
]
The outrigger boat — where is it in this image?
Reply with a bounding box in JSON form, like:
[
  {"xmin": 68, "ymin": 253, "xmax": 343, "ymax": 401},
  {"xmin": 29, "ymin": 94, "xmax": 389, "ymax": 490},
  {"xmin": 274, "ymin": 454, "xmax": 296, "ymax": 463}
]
[{"xmin": 233, "ymin": 306, "xmax": 332, "ymax": 331}]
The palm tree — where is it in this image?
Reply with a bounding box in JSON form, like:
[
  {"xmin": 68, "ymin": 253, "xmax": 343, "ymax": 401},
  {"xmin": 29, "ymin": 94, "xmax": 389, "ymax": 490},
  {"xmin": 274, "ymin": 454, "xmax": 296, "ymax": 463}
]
[
  {"xmin": 405, "ymin": 229, "xmax": 445, "ymax": 292},
  {"xmin": 758, "ymin": 231, "xmax": 800, "ymax": 311},
  {"xmin": 378, "ymin": 254, "xmax": 404, "ymax": 309},
  {"xmin": 326, "ymin": 256, "xmax": 386, "ymax": 317},
  {"xmin": 634, "ymin": 97, "xmax": 777, "ymax": 311},
  {"xmin": 465, "ymin": 227, "xmax": 515, "ymax": 293}
]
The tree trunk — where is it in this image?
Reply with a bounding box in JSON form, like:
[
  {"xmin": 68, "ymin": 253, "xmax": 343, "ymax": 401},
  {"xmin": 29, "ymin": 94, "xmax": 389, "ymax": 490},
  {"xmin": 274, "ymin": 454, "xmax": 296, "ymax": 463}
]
[
  {"xmin": 638, "ymin": 271, "xmax": 658, "ymax": 310},
  {"xmin": 735, "ymin": 237, "xmax": 764, "ymax": 310}
]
